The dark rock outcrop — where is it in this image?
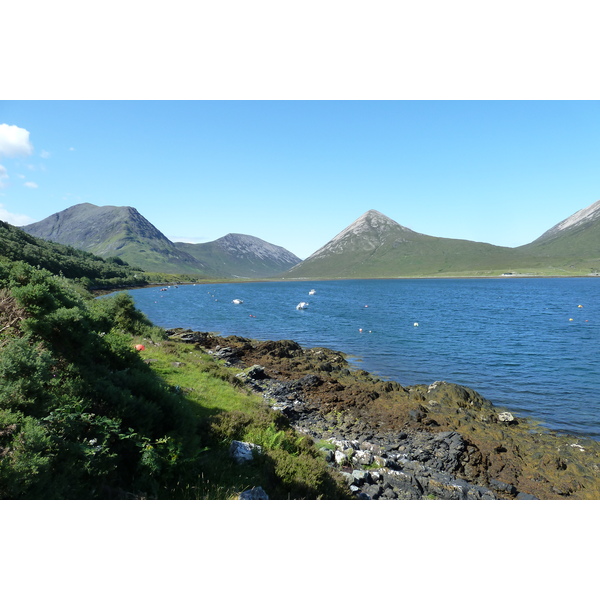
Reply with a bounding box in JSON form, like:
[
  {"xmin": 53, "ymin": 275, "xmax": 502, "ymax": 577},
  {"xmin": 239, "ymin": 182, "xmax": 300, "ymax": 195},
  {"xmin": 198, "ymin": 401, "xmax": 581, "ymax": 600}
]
[{"xmin": 169, "ymin": 330, "xmax": 600, "ymax": 500}]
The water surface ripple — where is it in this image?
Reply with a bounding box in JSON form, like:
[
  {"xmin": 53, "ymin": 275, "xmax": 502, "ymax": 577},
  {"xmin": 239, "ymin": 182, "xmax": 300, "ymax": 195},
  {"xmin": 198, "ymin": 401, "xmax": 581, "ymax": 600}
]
[{"xmin": 119, "ymin": 278, "xmax": 600, "ymax": 440}]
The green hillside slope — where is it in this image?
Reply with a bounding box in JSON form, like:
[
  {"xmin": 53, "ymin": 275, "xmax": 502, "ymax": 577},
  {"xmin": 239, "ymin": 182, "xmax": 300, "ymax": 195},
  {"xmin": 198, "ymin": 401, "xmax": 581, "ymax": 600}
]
[
  {"xmin": 287, "ymin": 210, "xmax": 522, "ymax": 278},
  {"xmin": 0, "ymin": 219, "xmax": 146, "ymax": 288},
  {"xmin": 22, "ymin": 203, "xmax": 215, "ymax": 275},
  {"xmin": 175, "ymin": 233, "xmax": 301, "ymax": 278},
  {"xmin": 514, "ymin": 199, "xmax": 600, "ymax": 273},
  {"xmin": 286, "ymin": 207, "xmax": 600, "ymax": 278}
]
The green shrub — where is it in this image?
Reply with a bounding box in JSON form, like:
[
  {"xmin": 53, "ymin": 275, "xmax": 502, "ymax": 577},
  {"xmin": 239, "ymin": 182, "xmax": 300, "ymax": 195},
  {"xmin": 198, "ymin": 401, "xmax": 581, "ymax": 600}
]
[
  {"xmin": 0, "ymin": 337, "xmax": 53, "ymax": 415},
  {"xmin": 0, "ymin": 410, "xmax": 54, "ymax": 499}
]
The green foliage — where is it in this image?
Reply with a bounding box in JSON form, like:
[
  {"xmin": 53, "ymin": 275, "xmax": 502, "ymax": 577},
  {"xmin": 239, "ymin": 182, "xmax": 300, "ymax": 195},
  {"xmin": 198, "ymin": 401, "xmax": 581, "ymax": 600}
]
[
  {"xmin": 207, "ymin": 407, "xmax": 349, "ymax": 499},
  {"xmin": 0, "ymin": 337, "xmax": 53, "ymax": 414},
  {"xmin": 0, "ymin": 410, "xmax": 54, "ymax": 499},
  {"xmin": 0, "ymin": 262, "xmax": 205, "ymax": 498},
  {"xmin": 0, "ymin": 248, "xmax": 349, "ymax": 500},
  {"xmin": 0, "ymin": 219, "xmax": 147, "ymax": 290}
]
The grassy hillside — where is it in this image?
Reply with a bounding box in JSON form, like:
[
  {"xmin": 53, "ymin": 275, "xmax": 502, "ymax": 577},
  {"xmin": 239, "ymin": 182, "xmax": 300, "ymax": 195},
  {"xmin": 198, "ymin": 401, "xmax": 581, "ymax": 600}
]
[
  {"xmin": 1, "ymin": 219, "xmax": 148, "ymax": 289},
  {"xmin": 288, "ymin": 235, "xmax": 523, "ymax": 278},
  {"xmin": 286, "ymin": 209, "xmax": 600, "ymax": 279},
  {"xmin": 514, "ymin": 215, "xmax": 600, "ymax": 274},
  {"xmin": 22, "ymin": 203, "xmax": 215, "ymax": 275}
]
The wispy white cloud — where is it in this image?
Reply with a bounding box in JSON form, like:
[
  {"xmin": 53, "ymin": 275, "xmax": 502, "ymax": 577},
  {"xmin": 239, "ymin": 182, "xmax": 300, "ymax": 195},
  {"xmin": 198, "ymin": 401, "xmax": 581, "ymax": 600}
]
[
  {"xmin": 168, "ymin": 235, "xmax": 210, "ymax": 244},
  {"xmin": 40, "ymin": 149, "xmax": 51, "ymax": 159},
  {"xmin": 0, "ymin": 124, "xmax": 33, "ymax": 157},
  {"xmin": 24, "ymin": 181, "xmax": 38, "ymax": 189},
  {"xmin": 0, "ymin": 203, "xmax": 35, "ymax": 226}
]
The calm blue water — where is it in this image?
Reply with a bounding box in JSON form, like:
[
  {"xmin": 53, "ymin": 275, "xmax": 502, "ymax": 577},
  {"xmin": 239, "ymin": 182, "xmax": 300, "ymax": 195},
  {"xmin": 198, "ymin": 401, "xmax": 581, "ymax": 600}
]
[{"xmin": 115, "ymin": 279, "xmax": 600, "ymax": 440}]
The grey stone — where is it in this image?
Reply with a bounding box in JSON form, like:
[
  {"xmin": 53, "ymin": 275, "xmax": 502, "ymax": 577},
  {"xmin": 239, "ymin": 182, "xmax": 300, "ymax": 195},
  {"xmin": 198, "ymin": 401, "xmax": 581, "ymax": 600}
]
[
  {"xmin": 365, "ymin": 484, "xmax": 383, "ymax": 499},
  {"xmin": 489, "ymin": 478, "xmax": 518, "ymax": 496},
  {"xmin": 334, "ymin": 450, "xmax": 348, "ymax": 465},
  {"xmin": 353, "ymin": 450, "xmax": 374, "ymax": 466},
  {"xmin": 498, "ymin": 412, "xmax": 516, "ymax": 423},
  {"xmin": 319, "ymin": 448, "xmax": 334, "ymax": 462},
  {"xmin": 351, "ymin": 469, "xmax": 368, "ymax": 485},
  {"xmin": 229, "ymin": 440, "xmax": 262, "ymax": 464},
  {"xmin": 239, "ymin": 486, "xmax": 269, "ymax": 500},
  {"xmin": 246, "ymin": 365, "xmax": 269, "ymax": 380}
]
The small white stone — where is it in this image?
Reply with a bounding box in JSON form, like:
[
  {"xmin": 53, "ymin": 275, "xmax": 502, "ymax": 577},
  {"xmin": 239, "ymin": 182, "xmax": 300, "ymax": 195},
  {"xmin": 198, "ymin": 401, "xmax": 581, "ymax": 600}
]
[{"xmin": 498, "ymin": 412, "xmax": 515, "ymax": 422}]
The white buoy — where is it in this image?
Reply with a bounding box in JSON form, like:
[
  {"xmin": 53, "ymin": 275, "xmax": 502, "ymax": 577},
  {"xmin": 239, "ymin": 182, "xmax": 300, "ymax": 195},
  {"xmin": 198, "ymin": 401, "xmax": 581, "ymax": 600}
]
[{"xmin": 414, "ymin": 322, "xmax": 419, "ymax": 327}]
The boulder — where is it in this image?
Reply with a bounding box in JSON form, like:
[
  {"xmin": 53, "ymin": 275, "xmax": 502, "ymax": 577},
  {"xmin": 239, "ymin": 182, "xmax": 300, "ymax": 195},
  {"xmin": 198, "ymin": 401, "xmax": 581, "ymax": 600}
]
[
  {"xmin": 239, "ymin": 486, "xmax": 269, "ymax": 500},
  {"xmin": 229, "ymin": 440, "xmax": 262, "ymax": 464},
  {"xmin": 423, "ymin": 381, "xmax": 494, "ymax": 411},
  {"xmin": 255, "ymin": 339, "xmax": 302, "ymax": 358},
  {"xmin": 319, "ymin": 447, "xmax": 334, "ymax": 462},
  {"xmin": 353, "ymin": 450, "xmax": 374, "ymax": 466},
  {"xmin": 246, "ymin": 365, "xmax": 270, "ymax": 380},
  {"xmin": 334, "ymin": 450, "xmax": 348, "ymax": 466},
  {"xmin": 351, "ymin": 469, "xmax": 368, "ymax": 485},
  {"xmin": 498, "ymin": 411, "xmax": 516, "ymax": 423}
]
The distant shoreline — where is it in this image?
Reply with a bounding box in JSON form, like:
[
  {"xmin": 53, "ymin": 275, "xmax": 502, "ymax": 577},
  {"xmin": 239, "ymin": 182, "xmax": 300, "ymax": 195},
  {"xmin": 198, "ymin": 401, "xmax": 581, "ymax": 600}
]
[{"xmin": 96, "ymin": 271, "xmax": 599, "ymax": 296}]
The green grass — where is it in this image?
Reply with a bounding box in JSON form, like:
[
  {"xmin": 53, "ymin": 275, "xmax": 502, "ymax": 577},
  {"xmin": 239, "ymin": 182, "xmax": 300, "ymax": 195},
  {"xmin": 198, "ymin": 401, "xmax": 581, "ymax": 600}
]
[
  {"xmin": 134, "ymin": 336, "xmax": 351, "ymax": 499},
  {"xmin": 139, "ymin": 340, "xmax": 263, "ymax": 418}
]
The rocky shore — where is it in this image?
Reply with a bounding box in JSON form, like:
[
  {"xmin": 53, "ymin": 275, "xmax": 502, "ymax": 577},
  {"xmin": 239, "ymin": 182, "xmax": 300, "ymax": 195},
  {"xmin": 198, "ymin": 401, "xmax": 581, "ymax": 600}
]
[{"xmin": 168, "ymin": 328, "xmax": 600, "ymax": 500}]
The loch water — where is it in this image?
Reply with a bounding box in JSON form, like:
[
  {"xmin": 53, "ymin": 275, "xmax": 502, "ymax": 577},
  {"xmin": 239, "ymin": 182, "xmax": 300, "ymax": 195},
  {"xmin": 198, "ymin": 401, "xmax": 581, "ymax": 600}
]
[{"xmin": 119, "ymin": 278, "xmax": 600, "ymax": 440}]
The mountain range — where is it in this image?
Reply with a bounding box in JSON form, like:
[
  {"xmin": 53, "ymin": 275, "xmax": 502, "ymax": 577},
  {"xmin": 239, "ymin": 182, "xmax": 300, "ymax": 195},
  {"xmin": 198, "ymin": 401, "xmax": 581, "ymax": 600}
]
[
  {"xmin": 20, "ymin": 200, "xmax": 600, "ymax": 279},
  {"xmin": 288, "ymin": 202, "xmax": 600, "ymax": 278},
  {"xmin": 22, "ymin": 203, "xmax": 301, "ymax": 277}
]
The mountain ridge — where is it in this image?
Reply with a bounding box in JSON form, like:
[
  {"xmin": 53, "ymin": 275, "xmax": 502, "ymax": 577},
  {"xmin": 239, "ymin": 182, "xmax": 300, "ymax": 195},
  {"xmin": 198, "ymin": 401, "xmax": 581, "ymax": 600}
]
[
  {"xmin": 288, "ymin": 202, "xmax": 600, "ymax": 278},
  {"xmin": 22, "ymin": 203, "xmax": 209, "ymax": 275},
  {"xmin": 20, "ymin": 199, "xmax": 600, "ymax": 279},
  {"xmin": 288, "ymin": 208, "xmax": 522, "ymax": 278},
  {"xmin": 175, "ymin": 233, "xmax": 301, "ymax": 278},
  {"xmin": 22, "ymin": 203, "xmax": 301, "ymax": 278},
  {"xmin": 533, "ymin": 199, "xmax": 600, "ymax": 243}
]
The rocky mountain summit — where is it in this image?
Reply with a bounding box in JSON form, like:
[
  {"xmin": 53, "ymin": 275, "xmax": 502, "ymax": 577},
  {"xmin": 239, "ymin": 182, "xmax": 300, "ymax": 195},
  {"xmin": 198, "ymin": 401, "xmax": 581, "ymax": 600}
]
[
  {"xmin": 306, "ymin": 209, "xmax": 417, "ymax": 259},
  {"xmin": 287, "ymin": 208, "xmax": 519, "ymax": 278},
  {"xmin": 288, "ymin": 201, "xmax": 600, "ymax": 278},
  {"xmin": 516, "ymin": 199, "xmax": 600, "ymax": 270},
  {"xmin": 175, "ymin": 233, "xmax": 300, "ymax": 278},
  {"xmin": 534, "ymin": 198, "xmax": 600, "ymax": 242}
]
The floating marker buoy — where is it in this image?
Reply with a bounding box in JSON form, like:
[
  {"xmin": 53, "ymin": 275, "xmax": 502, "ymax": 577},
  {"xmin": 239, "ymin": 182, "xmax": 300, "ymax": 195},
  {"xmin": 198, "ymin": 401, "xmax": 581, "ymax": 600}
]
[
  {"xmin": 359, "ymin": 328, "xmax": 363, "ymax": 332},
  {"xmin": 414, "ymin": 322, "xmax": 419, "ymax": 327},
  {"xmin": 578, "ymin": 305, "xmax": 584, "ymax": 308},
  {"xmin": 569, "ymin": 318, "xmax": 574, "ymax": 321},
  {"xmin": 135, "ymin": 344, "xmax": 146, "ymax": 351}
]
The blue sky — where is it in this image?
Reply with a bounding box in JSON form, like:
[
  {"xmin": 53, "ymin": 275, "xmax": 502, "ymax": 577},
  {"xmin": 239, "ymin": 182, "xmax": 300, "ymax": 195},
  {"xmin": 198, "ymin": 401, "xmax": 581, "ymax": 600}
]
[{"xmin": 1, "ymin": 100, "xmax": 599, "ymax": 259}]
